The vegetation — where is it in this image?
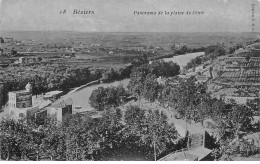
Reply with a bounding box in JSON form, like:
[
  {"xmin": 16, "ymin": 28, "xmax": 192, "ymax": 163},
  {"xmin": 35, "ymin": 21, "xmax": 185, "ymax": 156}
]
[
  {"xmin": 0, "ymin": 37, "xmax": 4, "ymax": 43},
  {"xmin": 127, "ymin": 59, "xmax": 180, "ymax": 101},
  {"xmin": 1, "ymin": 33, "xmax": 259, "ymax": 161},
  {"xmin": 184, "ymin": 43, "xmax": 245, "ymax": 71},
  {"xmin": 89, "ymin": 85, "xmax": 130, "ymax": 111},
  {"xmin": 0, "ymin": 64, "xmax": 132, "ymax": 105},
  {"xmin": 0, "ymin": 105, "xmax": 180, "ymax": 161}
]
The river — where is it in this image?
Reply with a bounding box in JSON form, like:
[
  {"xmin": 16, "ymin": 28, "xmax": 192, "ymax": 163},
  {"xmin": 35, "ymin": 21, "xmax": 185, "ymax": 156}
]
[{"xmin": 62, "ymin": 52, "xmax": 204, "ymax": 111}]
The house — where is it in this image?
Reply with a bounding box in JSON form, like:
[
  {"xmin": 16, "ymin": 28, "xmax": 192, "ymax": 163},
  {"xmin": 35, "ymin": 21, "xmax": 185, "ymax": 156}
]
[
  {"xmin": 46, "ymin": 98, "xmax": 73, "ymax": 123},
  {"xmin": 8, "ymin": 83, "xmax": 34, "ymax": 121}
]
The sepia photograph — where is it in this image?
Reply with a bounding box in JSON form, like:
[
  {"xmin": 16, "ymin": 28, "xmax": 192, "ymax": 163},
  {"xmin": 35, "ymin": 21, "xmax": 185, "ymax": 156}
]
[{"xmin": 0, "ymin": 0, "xmax": 260, "ymax": 161}]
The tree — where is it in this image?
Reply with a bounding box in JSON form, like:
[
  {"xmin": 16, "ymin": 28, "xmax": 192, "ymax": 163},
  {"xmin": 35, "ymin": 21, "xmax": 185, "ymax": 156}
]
[
  {"xmin": 89, "ymin": 86, "xmax": 129, "ymax": 111},
  {"xmin": 245, "ymin": 55, "xmax": 250, "ymax": 62},
  {"xmin": 124, "ymin": 105, "xmax": 146, "ymax": 134},
  {"xmin": 142, "ymin": 110, "xmax": 177, "ymax": 160},
  {"xmin": 148, "ymin": 60, "xmax": 180, "ymax": 77},
  {"xmin": 37, "ymin": 57, "xmax": 42, "ymax": 62},
  {"xmin": 127, "ymin": 65, "xmax": 149, "ymax": 100},
  {"xmin": 0, "ymin": 37, "xmax": 4, "ymax": 43},
  {"xmin": 124, "ymin": 106, "xmax": 178, "ymax": 160},
  {"xmin": 102, "ymin": 68, "xmax": 117, "ymax": 82},
  {"xmin": 131, "ymin": 54, "xmax": 149, "ymax": 67},
  {"xmin": 142, "ymin": 74, "xmax": 160, "ymax": 102},
  {"xmin": 169, "ymin": 78, "xmax": 198, "ymax": 120},
  {"xmin": 227, "ymin": 104, "xmax": 254, "ymax": 140},
  {"xmin": 38, "ymin": 117, "xmax": 66, "ymax": 160},
  {"xmin": 11, "ymin": 49, "xmax": 17, "ymax": 56},
  {"xmin": 89, "ymin": 87, "xmax": 109, "ymax": 111},
  {"xmin": 63, "ymin": 114, "xmax": 101, "ymax": 161},
  {"xmin": 205, "ymin": 44, "xmax": 226, "ymax": 59}
]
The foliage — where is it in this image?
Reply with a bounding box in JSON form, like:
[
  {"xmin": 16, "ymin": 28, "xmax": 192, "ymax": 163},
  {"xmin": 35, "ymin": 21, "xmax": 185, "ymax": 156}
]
[
  {"xmin": 148, "ymin": 60, "xmax": 180, "ymax": 78},
  {"xmin": 142, "ymin": 74, "xmax": 160, "ymax": 102},
  {"xmin": 0, "ymin": 37, "xmax": 4, "ymax": 43},
  {"xmin": 184, "ymin": 44, "xmax": 227, "ymax": 70},
  {"xmin": 89, "ymin": 85, "xmax": 130, "ymax": 111},
  {"xmin": 131, "ymin": 54, "xmax": 149, "ymax": 67},
  {"xmin": 124, "ymin": 105, "xmax": 178, "ymax": 159},
  {"xmin": 0, "ymin": 63, "xmax": 132, "ymax": 105},
  {"xmin": 127, "ymin": 65, "xmax": 149, "ymax": 99}
]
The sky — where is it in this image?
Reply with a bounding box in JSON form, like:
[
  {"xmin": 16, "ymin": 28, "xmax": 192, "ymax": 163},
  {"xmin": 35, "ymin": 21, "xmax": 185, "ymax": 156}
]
[{"xmin": 0, "ymin": 0, "xmax": 260, "ymax": 32}]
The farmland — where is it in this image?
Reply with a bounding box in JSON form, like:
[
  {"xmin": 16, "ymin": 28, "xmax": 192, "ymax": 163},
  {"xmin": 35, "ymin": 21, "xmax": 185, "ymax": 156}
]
[{"xmin": 219, "ymin": 69, "xmax": 260, "ymax": 83}]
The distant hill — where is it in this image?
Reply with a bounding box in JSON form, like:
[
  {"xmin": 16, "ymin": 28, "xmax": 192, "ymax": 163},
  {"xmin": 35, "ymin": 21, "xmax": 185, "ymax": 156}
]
[{"xmin": 0, "ymin": 31, "xmax": 259, "ymax": 48}]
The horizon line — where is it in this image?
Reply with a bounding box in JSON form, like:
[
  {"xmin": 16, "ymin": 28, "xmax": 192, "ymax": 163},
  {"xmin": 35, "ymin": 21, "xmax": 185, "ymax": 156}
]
[{"xmin": 1, "ymin": 30, "xmax": 260, "ymax": 33}]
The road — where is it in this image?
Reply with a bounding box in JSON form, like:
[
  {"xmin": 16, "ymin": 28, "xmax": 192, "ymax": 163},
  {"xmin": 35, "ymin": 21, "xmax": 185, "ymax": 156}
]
[{"xmin": 121, "ymin": 99, "xmax": 207, "ymax": 135}]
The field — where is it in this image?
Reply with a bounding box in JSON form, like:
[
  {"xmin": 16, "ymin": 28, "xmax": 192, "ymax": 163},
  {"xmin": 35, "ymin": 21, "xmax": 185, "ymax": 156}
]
[
  {"xmin": 1, "ymin": 31, "xmax": 259, "ymax": 68},
  {"xmin": 220, "ymin": 70, "xmax": 260, "ymax": 83},
  {"xmin": 216, "ymin": 56, "xmax": 260, "ymax": 84}
]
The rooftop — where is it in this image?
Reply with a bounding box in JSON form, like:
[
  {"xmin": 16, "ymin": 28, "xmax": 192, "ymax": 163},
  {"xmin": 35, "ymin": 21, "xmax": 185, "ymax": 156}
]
[
  {"xmin": 9, "ymin": 90, "xmax": 30, "ymax": 94},
  {"xmin": 51, "ymin": 98, "xmax": 73, "ymax": 108},
  {"xmin": 44, "ymin": 91, "xmax": 63, "ymax": 97},
  {"xmin": 158, "ymin": 149, "xmax": 198, "ymax": 161},
  {"xmin": 158, "ymin": 147, "xmax": 212, "ymax": 161}
]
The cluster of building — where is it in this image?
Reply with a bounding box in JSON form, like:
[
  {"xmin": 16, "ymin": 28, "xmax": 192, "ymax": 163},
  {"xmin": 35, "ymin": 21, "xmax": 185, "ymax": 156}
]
[{"xmin": 8, "ymin": 83, "xmax": 73, "ymax": 124}]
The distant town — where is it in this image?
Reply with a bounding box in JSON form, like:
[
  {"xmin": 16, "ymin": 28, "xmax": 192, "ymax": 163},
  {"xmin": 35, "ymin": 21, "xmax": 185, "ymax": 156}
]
[{"xmin": 0, "ymin": 32, "xmax": 259, "ymax": 161}]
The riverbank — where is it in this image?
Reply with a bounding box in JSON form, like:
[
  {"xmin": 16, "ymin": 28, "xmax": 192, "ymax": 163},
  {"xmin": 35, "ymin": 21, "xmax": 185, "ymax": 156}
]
[
  {"xmin": 67, "ymin": 52, "xmax": 204, "ymax": 96},
  {"xmin": 67, "ymin": 79, "xmax": 101, "ymax": 95},
  {"xmin": 58, "ymin": 51, "xmax": 205, "ymax": 112}
]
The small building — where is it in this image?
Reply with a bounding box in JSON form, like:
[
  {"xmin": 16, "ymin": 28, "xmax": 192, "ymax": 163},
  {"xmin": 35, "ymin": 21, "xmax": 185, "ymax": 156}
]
[
  {"xmin": 9, "ymin": 83, "xmax": 32, "ymax": 110},
  {"xmin": 8, "ymin": 83, "xmax": 39, "ymax": 122},
  {"xmin": 46, "ymin": 98, "xmax": 73, "ymax": 123},
  {"xmin": 19, "ymin": 57, "xmax": 26, "ymax": 64}
]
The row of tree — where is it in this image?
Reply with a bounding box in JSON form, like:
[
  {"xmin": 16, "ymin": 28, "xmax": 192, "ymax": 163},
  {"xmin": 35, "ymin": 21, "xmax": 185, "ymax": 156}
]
[{"xmin": 0, "ymin": 105, "xmax": 181, "ymax": 161}]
